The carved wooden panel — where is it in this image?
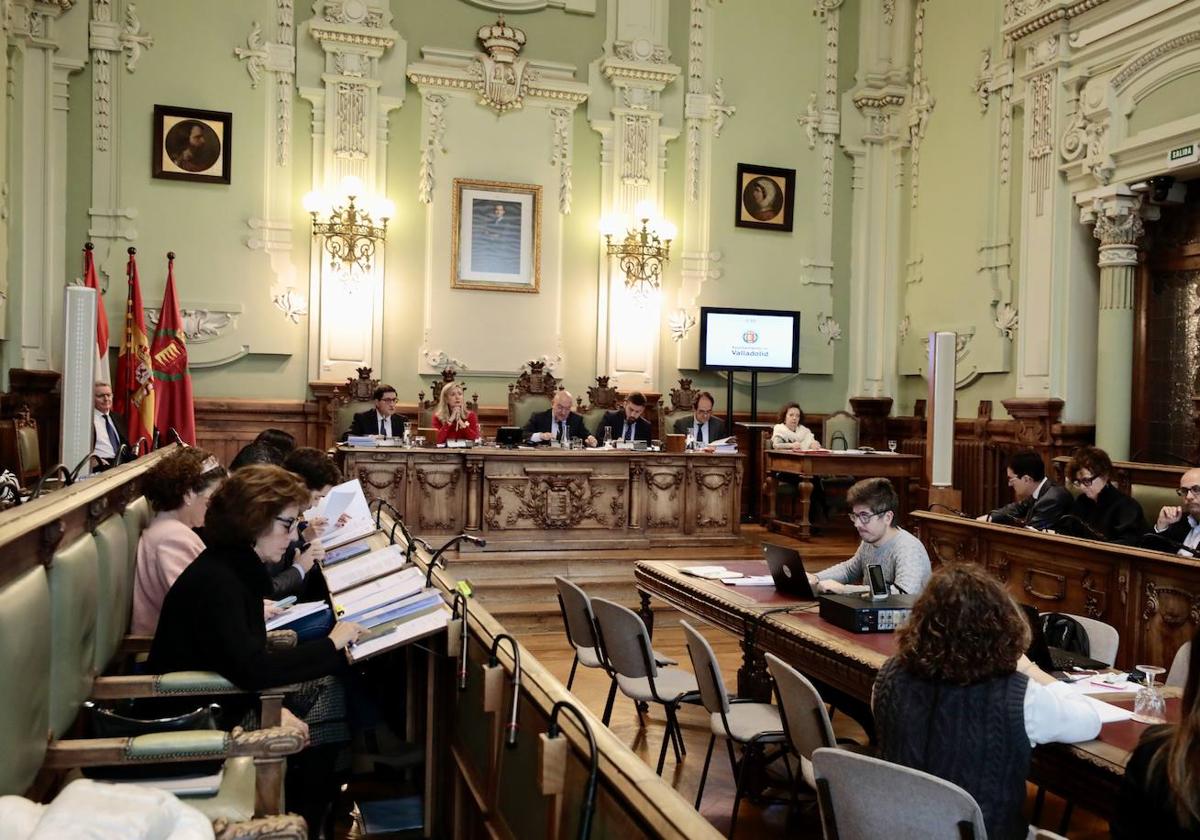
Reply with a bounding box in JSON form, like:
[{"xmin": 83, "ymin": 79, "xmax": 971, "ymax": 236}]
[
  {"xmin": 408, "ymin": 455, "xmax": 465, "ymax": 534},
  {"xmin": 483, "ymin": 460, "xmax": 628, "ymax": 533},
  {"xmin": 353, "ymin": 456, "xmax": 406, "ymax": 521},
  {"xmin": 691, "ymin": 463, "xmax": 737, "ymax": 533},
  {"xmin": 643, "ymin": 463, "xmax": 684, "ymax": 531},
  {"xmin": 1133, "ymin": 570, "xmax": 1200, "ymax": 668}
]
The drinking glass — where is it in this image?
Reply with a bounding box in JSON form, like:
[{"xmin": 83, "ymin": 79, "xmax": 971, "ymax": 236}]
[
  {"xmin": 887, "ymin": 440, "xmax": 898, "ymax": 453},
  {"xmin": 1132, "ymin": 665, "xmax": 1167, "ymax": 724},
  {"xmin": 603, "ymin": 426, "xmax": 614, "ymax": 448}
]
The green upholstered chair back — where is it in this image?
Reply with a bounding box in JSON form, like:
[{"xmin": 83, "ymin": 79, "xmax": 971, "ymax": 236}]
[
  {"xmin": 0, "ymin": 566, "xmax": 51, "ymax": 793},
  {"xmin": 15, "ymin": 423, "xmax": 40, "ymax": 481},
  {"xmin": 506, "ymin": 362, "xmax": 562, "ymax": 427},
  {"xmin": 1132, "ymin": 483, "xmax": 1178, "ymax": 530},
  {"xmin": 123, "ymin": 496, "xmax": 153, "ymax": 562},
  {"xmin": 49, "ymin": 534, "xmax": 100, "ymax": 738},
  {"xmin": 509, "ymin": 394, "xmax": 552, "ymax": 430},
  {"xmin": 93, "ymin": 514, "xmax": 133, "ymax": 673},
  {"xmin": 823, "ymin": 411, "xmax": 858, "ymax": 450}
]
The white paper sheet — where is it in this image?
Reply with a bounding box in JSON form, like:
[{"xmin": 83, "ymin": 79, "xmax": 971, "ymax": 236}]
[{"xmin": 1082, "ymin": 695, "xmax": 1135, "ymax": 723}]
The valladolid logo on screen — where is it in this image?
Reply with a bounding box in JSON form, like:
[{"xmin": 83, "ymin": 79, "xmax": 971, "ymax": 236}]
[
  {"xmin": 741, "ymin": 330, "xmax": 759, "ymax": 343},
  {"xmin": 732, "ymin": 328, "xmax": 767, "ymax": 357}
]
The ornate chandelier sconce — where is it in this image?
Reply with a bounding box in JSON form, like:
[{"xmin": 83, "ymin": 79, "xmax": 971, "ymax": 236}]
[
  {"xmin": 303, "ymin": 176, "xmax": 394, "ymax": 283},
  {"xmin": 601, "ymin": 200, "xmax": 676, "ymax": 299}
]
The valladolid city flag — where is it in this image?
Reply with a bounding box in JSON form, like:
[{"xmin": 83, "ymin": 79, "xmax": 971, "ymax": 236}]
[
  {"xmin": 82, "ymin": 242, "xmax": 110, "ymax": 382},
  {"xmin": 114, "ymin": 248, "xmax": 155, "ymax": 447},
  {"xmin": 151, "ymin": 253, "xmax": 195, "ymax": 445}
]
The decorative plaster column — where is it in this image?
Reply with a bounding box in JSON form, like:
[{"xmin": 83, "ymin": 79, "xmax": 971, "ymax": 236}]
[
  {"xmin": 298, "ymin": 1, "xmax": 404, "ymax": 382},
  {"xmin": 1080, "ymin": 194, "xmax": 1146, "ymax": 459},
  {"xmin": 588, "ymin": 0, "xmax": 680, "ymax": 391},
  {"xmin": 8, "ymin": 0, "xmax": 85, "ymax": 374}
]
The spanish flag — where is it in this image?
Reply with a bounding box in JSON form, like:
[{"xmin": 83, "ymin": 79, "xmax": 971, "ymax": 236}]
[
  {"xmin": 82, "ymin": 242, "xmax": 110, "ymax": 382},
  {"xmin": 151, "ymin": 252, "xmax": 195, "ymax": 445},
  {"xmin": 115, "ymin": 247, "xmax": 155, "ymax": 449}
]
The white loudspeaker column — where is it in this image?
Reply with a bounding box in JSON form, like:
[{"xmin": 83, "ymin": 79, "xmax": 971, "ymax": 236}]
[
  {"xmin": 61, "ymin": 286, "xmax": 98, "ymax": 479},
  {"xmin": 926, "ymin": 331, "xmax": 962, "ymax": 511}
]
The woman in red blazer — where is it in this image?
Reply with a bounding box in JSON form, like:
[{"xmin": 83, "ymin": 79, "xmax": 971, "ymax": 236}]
[{"xmin": 432, "ymin": 382, "xmax": 480, "ymax": 444}]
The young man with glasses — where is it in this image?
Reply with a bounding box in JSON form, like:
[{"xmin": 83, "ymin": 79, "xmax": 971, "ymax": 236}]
[
  {"xmin": 346, "ymin": 384, "xmax": 408, "ymax": 439},
  {"xmin": 1150, "ymin": 467, "xmax": 1200, "ymax": 556},
  {"xmin": 978, "ymin": 449, "xmax": 1072, "ymax": 530},
  {"xmin": 805, "ymin": 477, "xmax": 932, "ymax": 596}
]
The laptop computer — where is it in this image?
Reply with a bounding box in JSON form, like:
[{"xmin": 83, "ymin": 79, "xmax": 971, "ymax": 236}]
[{"xmin": 762, "ymin": 543, "xmax": 818, "ymax": 599}]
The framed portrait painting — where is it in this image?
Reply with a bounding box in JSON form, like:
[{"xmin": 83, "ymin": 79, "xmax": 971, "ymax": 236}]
[
  {"xmin": 734, "ymin": 163, "xmax": 795, "ymax": 232},
  {"xmin": 152, "ymin": 105, "xmax": 232, "ymax": 184},
  {"xmin": 451, "ymin": 178, "xmax": 541, "ymax": 293}
]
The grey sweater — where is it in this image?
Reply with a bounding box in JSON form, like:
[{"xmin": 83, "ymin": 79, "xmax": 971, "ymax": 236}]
[{"xmin": 815, "ymin": 527, "xmax": 932, "ymax": 595}]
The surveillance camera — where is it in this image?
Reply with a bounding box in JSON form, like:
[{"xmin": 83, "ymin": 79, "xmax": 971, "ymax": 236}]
[{"xmin": 1148, "ymin": 176, "xmax": 1176, "ymax": 203}]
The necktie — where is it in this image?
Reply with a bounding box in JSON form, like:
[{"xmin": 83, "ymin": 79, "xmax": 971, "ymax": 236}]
[
  {"xmin": 380, "ymin": 416, "xmax": 390, "ymax": 437},
  {"xmin": 556, "ymin": 421, "xmax": 563, "ymax": 442},
  {"xmin": 105, "ymin": 414, "xmax": 120, "ymax": 455},
  {"xmin": 696, "ymin": 423, "xmax": 705, "ymax": 444},
  {"xmin": 623, "ymin": 422, "xmax": 632, "ymax": 441}
]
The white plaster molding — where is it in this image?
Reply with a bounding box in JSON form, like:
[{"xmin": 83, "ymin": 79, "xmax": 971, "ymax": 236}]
[
  {"xmin": 233, "ymin": 3, "xmax": 295, "ymax": 166},
  {"xmin": 1003, "ymin": 0, "xmax": 1114, "ymax": 41},
  {"xmin": 144, "ymin": 305, "xmax": 239, "ymax": 345},
  {"xmin": 1027, "ymin": 70, "xmax": 1055, "ymax": 217},
  {"xmin": 898, "ymin": 314, "xmax": 911, "ymax": 341},
  {"xmin": 407, "ymin": 48, "xmax": 589, "ymax": 107},
  {"xmin": 709, "ymin": 76, "xmax": 734, "ymax": 137},
  {"xmin": 798, "ymin": 257, "xmax": 834, "ymax": 287},
  {"xmin": 234, "ymin": 21, "xmax": 268, "ymax": 87},
  {"xmin": 421, "ymin": 344, "xmax": 468, "ymax": 371},
  {"xmin": 798, "ymin": 92, "xmax": 819, "ymax": 149},
  {"xmin": 120, "ymin": 2, "xmax": 151, "ymax": 71},
  {"xmin": 667, "ymin": 308, "xmax": 696, "ymax": 343},
  {"xmin": 994, "ymin": 302, "xmax": 1019, "ymax": 339},
  {"xmin": 817, "ymin": 313, "xmax": 842, "ymax": 345},
  {"xmin": 417, "ymin": 92, "xmax": 446, "ymax": 205},
  {"xmin": 1069, "ymin": 0, "xmax": 1187, "ymax": 49},
  {"xmin": 882, "ymin": 0, "xmax": 895, "ymax": 25},
  {"xmin": 550, "ymin": 105, "xmax": 573, "ymax": 214},
  {"xmin": 972, "ymin": 49, "xmax": 992, "ymax": 114},
  {"xmin": 1111, "ymin": 28, "xmax": 1200, "ymax": 92},
  {"xmin": 908, "ymin": 0, "xmax": 935, "ymax": 210},
  {"xmin": 272, "ymin": 287, "xmax": 307, "ymax": 324},
  {"xmin": 810, "ymin": 0, "xmax": 843, "ymax": 216},
  {"xmin": 905, "ymin": 255, "xmax": 924, "ymax": 286},
  {"xmin": 461, "ymin": 0, "xmax": 597, "ymax": 14}
]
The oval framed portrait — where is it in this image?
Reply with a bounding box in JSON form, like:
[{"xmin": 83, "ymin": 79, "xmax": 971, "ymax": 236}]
[
  {"xmin": 152, "ymin": 105, "xmax": 233, "ymax": 184},
  {"xmin": 735, "ymin": 163, "xmax": 796, "ymax": 232}
]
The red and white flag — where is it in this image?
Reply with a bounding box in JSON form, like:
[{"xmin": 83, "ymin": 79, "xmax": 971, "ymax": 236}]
[
  {"xmin": 82, "ymin": 242, "xmax": 110, "ymax": 382},
  {"xmin": 151, "ymin": 252, "xmax": 195, "ymax": 446}
]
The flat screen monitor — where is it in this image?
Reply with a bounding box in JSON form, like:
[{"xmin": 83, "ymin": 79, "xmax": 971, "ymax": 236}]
[{"xmin": 698, "ymin": 306, "xmax": 800, "ymax": 372}]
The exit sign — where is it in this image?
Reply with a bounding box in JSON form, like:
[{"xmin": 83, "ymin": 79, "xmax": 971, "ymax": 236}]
[{"xmin": 1167, "ymin": 142, "xmax": 1199, "ymax": 167}]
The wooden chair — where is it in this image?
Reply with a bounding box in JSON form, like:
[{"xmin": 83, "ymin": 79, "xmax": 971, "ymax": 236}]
[
  {"xmin": 0, "ymin": 406, "xmax": 42, "ymax": 489},
  {"xmin": 576, "ymin": 376, "xmax": 622, "ymax": 436},
  {"xmin": 506, "ymin": 360, "xmax": 562, "ymax": 429},
  {"xmin": 661, "ymin": 378, "xmax": 702, "ymax": 440},
  {"xmin": 416, "ymin": 368, "xmax": 478, "ymax": 429}
]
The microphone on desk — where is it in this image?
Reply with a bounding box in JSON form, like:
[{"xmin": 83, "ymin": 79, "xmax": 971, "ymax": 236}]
[
  {"xmin": 425, "ymin": 533, "xmax": 484, "ymax": 587},
  {"xmin": 1052, "ymin": 514, "xmax": 1107, "ymax": 542},
  {"xmin": 489, "ymin": 634, "xmax": 522, "ymax": 749},
  {"xmin": 928, "ymin": 502, "xmax": 968, "ymax": 518},
  {"xmin": 1137, "ymin": 531, "xmax": 1200, "ymax": 557}
]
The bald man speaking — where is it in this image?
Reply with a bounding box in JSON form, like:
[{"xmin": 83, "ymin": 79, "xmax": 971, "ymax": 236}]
[{"xmin": 523, "ymin": 389, "xmax": 597, "ymax": 447}]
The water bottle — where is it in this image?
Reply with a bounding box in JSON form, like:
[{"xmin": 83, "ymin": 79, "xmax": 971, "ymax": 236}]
[
  {"xmin": 561, "ymin": 422, "xmax": 571, "ymax": 450},
  {"xmin": 685, "ymin": 430, "xmax": 695, "ymax": 452}
]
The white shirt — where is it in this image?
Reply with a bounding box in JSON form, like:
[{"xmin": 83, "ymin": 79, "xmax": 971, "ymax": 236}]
[
  {"xmin": 1022, "ymin": 678, "xmax": 1102, "ymax": 746},
  {"xmin": 376, "ymin": 412, "xmax": 392, "ymax": 437},
  {"xmin": 1154, "ymin": 514, "xmax": 1200, "ymax": 555},
  {"xmin": 93, "ymin": 410, "xmax": 118, "ymax": 459},
  {"xmin": 692, "ymin": 420, "xmax": 710, "ymax": 444},
  {"xmin": 1031, "ymin": 477, "xmax": 1048, "ymax": 500}
]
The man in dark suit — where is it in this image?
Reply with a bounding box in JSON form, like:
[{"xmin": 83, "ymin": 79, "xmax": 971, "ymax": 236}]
[
  {"xmin": 595, "ymin": 391, "xmax": 653, "ymax": 444},
  {"xmin": 344, "ymin": 384, "xmax": 408, "ymax": 439},
  {"xmin": 1149, "ymin": 467, "xmax": 1200, "ymax": 556},
  {"xmin": 671, "ymin": 390, "xmax": 726, "ymax": 444},
  {"xmin": 92, "ymin": 380, "xmax": 132, "ymax": 470},
  {"xmin": 979, "ymin": 449, "xmax": 1072, "ymax": 530},
  {"xmin": 524, "ymin": 389, "xmax": 596, "ymax": 446}
]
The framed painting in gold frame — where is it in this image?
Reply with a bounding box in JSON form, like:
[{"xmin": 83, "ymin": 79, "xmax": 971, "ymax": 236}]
[{"xmin": 451, "ymin": 178, "xmax": 542, "ymax": 293}]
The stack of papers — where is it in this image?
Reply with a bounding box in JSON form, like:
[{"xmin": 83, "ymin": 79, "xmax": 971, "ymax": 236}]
[
  {"xmin": 266, "ymin": 601, "xmax": 332, "ymax": 631},
  {"xmin": 309, "ymin": 479, "xmax": 378, "ymax": 550},
  {"xmin": 322, "ymin": 545, "xmax": 449, "ymax": 663},
  {"xmin": 704, "ymin": 436, "xmax": 738, "ymax": 454},
  {"xmin": 345, "ymin": 435, "xmax": 379, "ymax": 447},
  {"xmin": 680, "ymin": 565, "xmax": 744, "ymax": 580}
]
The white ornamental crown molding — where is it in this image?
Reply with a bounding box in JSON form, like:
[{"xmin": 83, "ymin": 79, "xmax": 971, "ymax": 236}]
[
  {"xmin": 308, "ymin": 0, "xmax": 396, "ymax": 53},
  {"xmin": 407, "ymin": 47, "xmax": 589, "ymax": 108},
  {"xmin": 599, "ymin": 54, "xmax": 681, "ymax": 90},
  {"xmin": 1003, "ymin": 0, "xmax": 1112, "ymax": 42},
  {"xmin": 1111, "ymin": 28, "xmax": 1200, "ymax": 92},
  {"xmin": 462, "ymin": 0, "xmax": 596, "ymax": 13}
]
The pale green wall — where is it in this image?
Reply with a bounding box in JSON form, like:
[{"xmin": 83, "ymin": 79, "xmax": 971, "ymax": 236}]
[
  {"xmin": 1127, "ymin": 69, "xmax": 1200, "ymax": 137},
  {"xmin": 897, "ymin": 0, "xmax": 1020, "ymax": 418}
]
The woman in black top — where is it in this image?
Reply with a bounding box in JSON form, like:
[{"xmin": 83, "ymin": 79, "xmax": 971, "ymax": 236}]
[
  {"xmin": 148, "ymin": 465, "xmax": 364, "ymax": 834},
  {"xmin": 1061, "ymin": 446, "xmax": 1147, "ymax": 545},
  {"xmin": 1112, "ymin": 627, "xmax": 1200, "ymax": 839}
]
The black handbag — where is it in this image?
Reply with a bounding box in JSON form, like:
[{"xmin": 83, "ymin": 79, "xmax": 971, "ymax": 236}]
[{"xmin": 82, "ymin": 700, "xmax": 225, "ymax": 780}]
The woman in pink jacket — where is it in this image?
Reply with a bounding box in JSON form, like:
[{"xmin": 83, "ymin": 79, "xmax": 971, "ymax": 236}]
[{"xmin": 131, "ymin": 447, "xmax": 226, "ymax": 635}]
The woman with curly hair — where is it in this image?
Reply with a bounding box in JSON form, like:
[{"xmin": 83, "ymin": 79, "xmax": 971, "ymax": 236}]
[
  {"xmin": 131, "ymin": 447, "xmax": 226, "ymax": 635},
  {"xmin": 1062, "ymin": 445, "xmax": 1147, "ymax": 545},
  {"xmin": 872, "ymin": 563, "xmax": 1100, "ymax": 840}
]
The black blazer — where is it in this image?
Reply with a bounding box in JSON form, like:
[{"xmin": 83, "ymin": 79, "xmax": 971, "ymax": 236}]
[
  {"xmin": 148, "ymin": 544, "xmax": 344, "ymax": 691},
  {"xmin": 1065, "ymin": 483, "xmax": 1148, "ymax": 546},
  {"xmin": 345, "ymin": 408, "xmax": 408, "ymax": 439},
  {"xmin": 672, "ymin": 415, "xmax": 727, "ymax": 441},
  {"xmin": 987, "ymin": 480, "xmax": 1073, "ymax": 530},
  {"xmin": 595, "ymin": 410, "xmax": 652, "ymax": 443},
  {"xmin": 94, "ymin": 411, "xmax": 134, "ymax": 469},
  {"xmin": 523, "ymin": 408, "xmax": 590, "ymax": 444}
]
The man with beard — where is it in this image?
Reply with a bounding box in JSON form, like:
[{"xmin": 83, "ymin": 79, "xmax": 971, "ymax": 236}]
[
  {"xmin": 1150, "ymin": 467, "xmax": 1200, "ymax": 556},
  {"xmin": 806, "ymin": 477, "xmax": 932, "ymax": 596}
]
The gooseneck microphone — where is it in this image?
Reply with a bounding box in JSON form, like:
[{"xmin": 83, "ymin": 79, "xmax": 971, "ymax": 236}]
[
  {"xmin": 1138, "ymin": 530, "xmax": 1200, "ymax": 557},
  {"xmin": 548, "ymin": 700, "xmax": 598, "ymax": 840},
  {"xmin": 424, "ymin": 533, "xmax": 487, "ymax": 587},
  {"xmin": 489, "ymin": 634, "xmax": 522, "ymax": 749}
]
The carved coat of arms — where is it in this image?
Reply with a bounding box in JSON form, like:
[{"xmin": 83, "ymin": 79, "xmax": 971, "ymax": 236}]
[{"xmin": 473, "ymin": 16, "xmax": 532, "ymax": 114}]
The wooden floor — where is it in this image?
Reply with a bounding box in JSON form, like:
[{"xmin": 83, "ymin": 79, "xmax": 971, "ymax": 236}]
[{"xmin": 516, "ymin": 524, "xmax": 1111, "ymax": 839}]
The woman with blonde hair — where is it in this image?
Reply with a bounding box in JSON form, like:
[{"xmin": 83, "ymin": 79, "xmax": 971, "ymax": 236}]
[
  {"xmin": 131, "ymin": 447, "xmax": 226, "ymax": 635},
  {"xmin": 432, "ymin": 382, "xmax": 480, "ymax": 444}
]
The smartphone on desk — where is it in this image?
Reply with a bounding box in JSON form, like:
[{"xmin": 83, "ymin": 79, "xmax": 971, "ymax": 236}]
[{"xmin": 867, "ymin": 564, "xmax": 889, "ymax": 600}]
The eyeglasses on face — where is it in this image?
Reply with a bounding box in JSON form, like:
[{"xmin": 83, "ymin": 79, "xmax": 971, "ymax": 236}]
[
  {"xmin": 378, "ymin": 396, "xmax": 398, "ymax": 403},
  {"xmin": 1177, "ymin": 486, "xmax": 1200, "ymax": 498},
  {"xmin": 848, "ymin": 510, "xmax": 885, "ymax": 525},
  {"xmin": 274, "ymin": 515, "xmax": 299, "ymax": 532},
  {"xmin": 1072, "ymin": 474, "xmax": 1100, "ymax": 487}
]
